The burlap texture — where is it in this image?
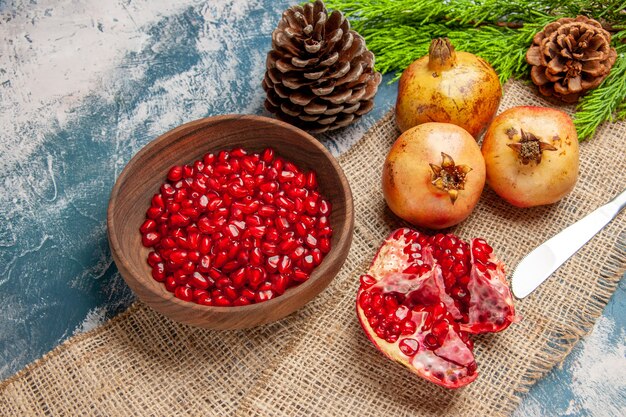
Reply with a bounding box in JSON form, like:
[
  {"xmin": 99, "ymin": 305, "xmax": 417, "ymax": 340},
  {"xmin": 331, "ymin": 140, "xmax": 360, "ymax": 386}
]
[{"xmin": 1, "ymin": 80, "xmax": 625, "ymax": 416}]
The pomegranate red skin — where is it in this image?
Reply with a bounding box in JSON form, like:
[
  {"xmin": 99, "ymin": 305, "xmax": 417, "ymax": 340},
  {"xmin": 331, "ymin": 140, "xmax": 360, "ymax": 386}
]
[
  {"xmin": 481, "ymin": 106, "xmax": 579, "ymax": 207},
  {"xmin": 382, "ymin": 123, "xmax": 486, "ymax": 229}
]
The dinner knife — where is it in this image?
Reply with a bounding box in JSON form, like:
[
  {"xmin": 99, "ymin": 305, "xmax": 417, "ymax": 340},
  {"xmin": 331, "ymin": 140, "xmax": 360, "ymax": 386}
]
[{"xmin": 511, "ymin": 188, "xmax": 626, "ymax": 299}]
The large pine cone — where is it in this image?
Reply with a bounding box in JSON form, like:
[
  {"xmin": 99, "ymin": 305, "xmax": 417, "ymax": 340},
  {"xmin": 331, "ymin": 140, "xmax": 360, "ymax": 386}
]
[
  {"xmin": 526, "ymin": 16, "xmax": 617, "ymax": 103},
  {"xmin": 263, "ymin": 0, "xmax": 382, "ymax": 133}
]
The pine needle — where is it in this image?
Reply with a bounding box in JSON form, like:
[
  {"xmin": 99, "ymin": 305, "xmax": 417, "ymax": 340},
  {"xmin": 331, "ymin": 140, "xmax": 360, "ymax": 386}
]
[
  {"xmin": 320, "ymin": 0, "xmax": 626, "ymax": 140},
  {"xmin": 574, "ymin": 49, "xmax": 626, "ymax": 140}
]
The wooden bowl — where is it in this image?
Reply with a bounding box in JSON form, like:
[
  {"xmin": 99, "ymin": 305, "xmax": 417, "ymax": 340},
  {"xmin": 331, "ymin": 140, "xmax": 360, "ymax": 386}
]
[{"xmin": 107, "ymin": 114, "xmax": 353, "ymax": 329}]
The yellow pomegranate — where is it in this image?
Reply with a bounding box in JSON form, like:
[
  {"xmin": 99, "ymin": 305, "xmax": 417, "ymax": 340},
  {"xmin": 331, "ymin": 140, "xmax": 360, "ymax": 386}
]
[
  {"xmin": 395, "ymin": 38, "xmax": 502, "ymax": 138},
  {"xmin": 382, "ymin": 123, "xmax": 486, "ymax": 229},
  {"xmin": 481, "ymin": 106, "xmax": 579, "ymax": 207}
]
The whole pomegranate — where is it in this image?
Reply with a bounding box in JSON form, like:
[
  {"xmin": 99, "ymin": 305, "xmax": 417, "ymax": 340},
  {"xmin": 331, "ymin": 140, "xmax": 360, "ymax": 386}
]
[
  {"xmin": 481, "ymin": 106, "xmax": 579, "ymax": 207},
  {"xmin": 357, "ymin": 229, "xmax": 517, "ymax": 388},
  {"xmin": 382, "ymin": 123, "xmax": 485, "ymax": 229},
  {"xmin": 395, "ymin": 38, "xmax": 502, "ymax": 137}
]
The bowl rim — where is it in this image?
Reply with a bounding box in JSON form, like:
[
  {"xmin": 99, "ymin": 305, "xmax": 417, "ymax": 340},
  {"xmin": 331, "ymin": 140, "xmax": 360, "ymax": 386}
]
[{"xmin": 107, "ymin": 113, "xmax": 354, "ymax": 316}]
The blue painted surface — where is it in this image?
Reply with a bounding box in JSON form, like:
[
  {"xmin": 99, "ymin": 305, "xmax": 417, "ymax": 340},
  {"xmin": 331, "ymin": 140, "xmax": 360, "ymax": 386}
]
[{"xmin": 0, "ymin": 1, "xmax": 623, "ymax": 415}]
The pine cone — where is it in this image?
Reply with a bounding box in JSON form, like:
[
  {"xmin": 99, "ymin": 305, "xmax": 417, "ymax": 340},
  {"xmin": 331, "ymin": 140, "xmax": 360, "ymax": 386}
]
[
  {"xmin": 263, "ymin": 0, "xmax": 382, "ymax": 133},
  {"xmin": 526, "ymin": 16, "xmax": 617, "ymax": 103}
]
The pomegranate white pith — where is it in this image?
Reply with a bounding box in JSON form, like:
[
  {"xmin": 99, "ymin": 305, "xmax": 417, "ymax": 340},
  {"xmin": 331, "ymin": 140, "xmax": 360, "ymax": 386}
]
[{"xmin": 356, "ymin": 228, "xmax": 518, "ymax": 388}]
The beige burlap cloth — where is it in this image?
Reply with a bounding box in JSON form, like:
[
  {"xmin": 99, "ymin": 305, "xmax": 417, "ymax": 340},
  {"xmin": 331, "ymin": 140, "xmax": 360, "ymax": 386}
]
[{"xmin": 1, "ymin": 81, "xmax": 625, "ymax": 416}]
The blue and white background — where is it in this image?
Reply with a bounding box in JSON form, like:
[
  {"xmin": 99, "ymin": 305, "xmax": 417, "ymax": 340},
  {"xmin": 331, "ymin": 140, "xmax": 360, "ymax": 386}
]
[{"xmin": 0, "ymin": 1, "xmax": 624, "ymax": 415}]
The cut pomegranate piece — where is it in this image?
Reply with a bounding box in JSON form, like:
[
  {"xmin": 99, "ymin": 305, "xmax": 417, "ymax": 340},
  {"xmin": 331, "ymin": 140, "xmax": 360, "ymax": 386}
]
[{"xmin": 356, "ymin": 228, "xmax": 517, "ymax": 388}]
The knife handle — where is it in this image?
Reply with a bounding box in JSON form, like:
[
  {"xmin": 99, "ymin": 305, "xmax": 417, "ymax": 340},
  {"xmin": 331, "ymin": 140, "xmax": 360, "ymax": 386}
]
[{"xmin": 544, "ymin": 188, "xmax": 626, "ymax": 262}]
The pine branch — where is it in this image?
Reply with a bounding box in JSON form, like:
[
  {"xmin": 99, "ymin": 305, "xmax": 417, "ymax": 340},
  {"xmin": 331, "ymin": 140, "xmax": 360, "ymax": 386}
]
[
  {"xmin": 574, "ymin": 49, "xmax": 626, "ymax": 140},
  {"xmin": 319, "ymin": 0, "xmax": 626, "ymax": 140}
]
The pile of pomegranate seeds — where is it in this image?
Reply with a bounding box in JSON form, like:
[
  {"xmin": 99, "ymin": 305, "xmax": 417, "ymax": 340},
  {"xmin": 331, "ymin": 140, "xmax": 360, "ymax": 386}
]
[{"xmin": 139, "ymin": 147, "xmax": 332, "ymax": 306}]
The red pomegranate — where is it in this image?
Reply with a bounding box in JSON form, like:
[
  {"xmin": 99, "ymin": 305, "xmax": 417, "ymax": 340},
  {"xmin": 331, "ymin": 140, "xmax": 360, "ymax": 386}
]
[{"xmin": 356, "ymin": 228, "xmax": 517, "ymax": 388}]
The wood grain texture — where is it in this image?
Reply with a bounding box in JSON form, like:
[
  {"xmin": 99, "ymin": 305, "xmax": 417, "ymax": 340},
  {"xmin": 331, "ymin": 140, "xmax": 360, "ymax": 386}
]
[{"xmin": 107, "ymin": 114, "xmax": 354, "ymax": 329}]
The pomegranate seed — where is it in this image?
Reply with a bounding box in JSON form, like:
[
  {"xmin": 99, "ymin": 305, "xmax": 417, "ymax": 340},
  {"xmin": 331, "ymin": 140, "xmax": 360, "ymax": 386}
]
[
  {"xmin": 278, "ymin": 170, "xmax": 295, "ymax": 182},
  {"xmin": 254, "ymin": 161, "xmax": 267, "ymax": 176},
  {"xmin": 233, "ymin": 296, "xmax": 251, "ymax": 306},
  {"xmin": 359, "ymin": 275, "xmax": 376, "ymax": 289},
  {"xmin": 306, "ymin": 171, "xmax": 317, "ymax": 188},
  {"xmin": 278, "ymin": 238, "xmax": 298, "ymax": 253},
  {"xmin": 151, "ymin": 263, "xmax": 166, "ymax": 282},
  {"xmin": 164, "ymin": 276, "xmax": 177, "ymax": 292},
  {"xmin": 222, "ymin": 260, "xmax": 240, "ymax": 273},
  {"xmin": 451, "ymin": 286, "xmax": 467, "ymax": 299},
  {"xmin": 319, "ymin": 238, "xmax": 331, "ymax": 254},
  {"xmin": 262, "ymin": 148, "xmax": 274, "ymax": 163},
  {"xmin": 174, "ymin": 286, "xmax": 193, "ymax": 302},
  {"xmin": 258, "ymin": 205, "xmax": 276, "ymax": 217},
  {"xmin": 224, "ymin": 285, "xmax": 238, "ymax": 301},
  {"xmin": 241, "ymin": 288, "xmax": 255, "ymax": 300},
  {"xmin": 242, "ymin": 157, "xmax": 256, "ymax": 173},
  {"xmin": 399, "ymin": 338, "xmax": 419, "ymax": 356},
  {"xmin": 172, "ymin": 270, "xmax": 188, "ymax": 285},
  {"xmin": 167, "ymin": 165, "xmax": 183, "ymax": 182},
  {"xmin": 275, "ymin": 217, "xmax": 290, "ymax": 231},
  {"xmin": 265, "ymin": 228, "xmax": 279, "ymax": 242},
  {"xmin": 255, "ymin": 290, "xmax": 275, "ymax": 303},
  {"xmin": 213, "ymin": 251, "xmax": 228, "ymax": 268},
  {"xmin": 278, "ymin": 255, "xmax": 292, "ymax": 274},
  {"xmin": 214, "ymin": 296, "xmax": 232, "ymax": 307},
  {"xmin": 244, "ymin": 199, "xmax": 261, "ymax": 213},
  {"xmin": 295, "ymin": 222, "xmax": 308, "ymax": 237},
  {"xmin": 291, "ymin": 246, "xmax": 306, "ymax": 260},
  {"xmin": 151, "ymin": 194, "xmax": 165, "ymax": 208},
  {"xmin": 303, "ymin": 196, "xmax": 318, "ymax": 215},
  {"xmin": 431, "ymin": 321, "xmax": 449, "ymax": 339},
  {"xmin": 304, "ymin": 234, "xmax": 318, "ymax": 249},
  {"xmin": 423, "ymin": 334, "xmax": 440, "ymax": 350},
  {"xmin": 248, "ymin": 266, "xmax": 265, "ymax": 289},
  {"xmin": 146, "ymin": 207, "xmax": 163, "ymax": 220},
  {"xmin": 260, "ymin": 192, "xmax": 274, "ymax": 204},
  {"xmin": 232, "ymin": 267, "xmax": 247, "ymax": 288},
  {"xmin": 311, "ymin": 249, "xmax": 323, "ymax": 266},
  {"xmin": 275, "ymin": 196, "xmax": 294, "ymax": 210},
  {"xmin": 293, "ymin": 269, "xmax": 310, "ymax": 282},
  {"xmin": 170, "ymin": 213, "xmax": 190, "ymax": 227},
  {"xmin": 197, "ymin": 255, "xmax": 211, "ymax": 272},
  {"xmin": 301, "ymin": 254, "xmax": 315, "ymax": 271},
  {"xmin": 140, "ymin": 219, "xmax": 157, "ymax": 233},
  {"xmin": 261, "ymin": 241, "xmax": 278, "ymax": 256},
  {"xmin": 169, "ymin": 250, "xmax": 188, "ymax": 264},
  {"xmin": 401, "ymin": 319, "xmax": 417, "ymax": 335},
  {"xmin": 193, "ymin": 288, "xmax": 209, "ymax": 300},
  {"xmin": 250, "ymin": 247, "xmax": 264, "ymax": 265},
  {"xmin": 271, "ymin": 274, "xmax": 288, "ymax": 295},
  {"xmin": 142, "ymin": 232, "xmax": 160, "ymax": 247},
  {"xmin": 147, "ymin": 252, "xmax": 163, "ymax": 267},
  {"xmin": 267, "ymin": 255, "xmax": 280, "ymax": 271},
  {"xmin": 189, "ymin": 272, "xmax": 209, "ymax": 289}
]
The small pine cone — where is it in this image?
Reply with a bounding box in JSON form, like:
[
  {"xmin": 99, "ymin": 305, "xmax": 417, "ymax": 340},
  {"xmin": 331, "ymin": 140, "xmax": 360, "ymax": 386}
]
[
  {"xmin": 263, "ymin": 0, "xmax": 382, "ymax": 133},
  {"xmin": 526, "ymin": 16, "xmax": 617, "ymax": 103}
]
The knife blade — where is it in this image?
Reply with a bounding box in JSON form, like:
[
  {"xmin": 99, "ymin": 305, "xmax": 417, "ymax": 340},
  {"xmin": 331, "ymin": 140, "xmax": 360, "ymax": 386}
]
[{"xmin": 511, "ymin": 188, "xmax": 626, "ymax": 299}]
